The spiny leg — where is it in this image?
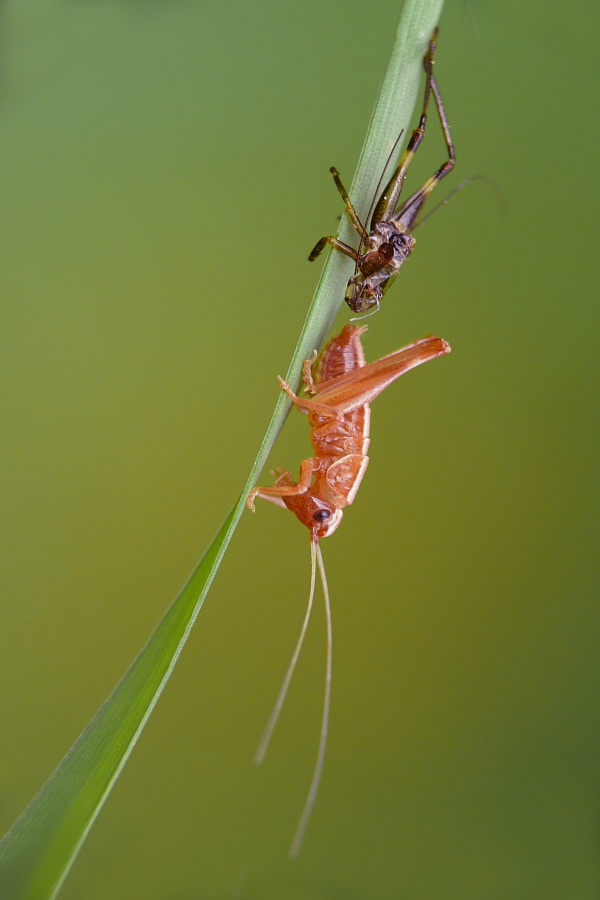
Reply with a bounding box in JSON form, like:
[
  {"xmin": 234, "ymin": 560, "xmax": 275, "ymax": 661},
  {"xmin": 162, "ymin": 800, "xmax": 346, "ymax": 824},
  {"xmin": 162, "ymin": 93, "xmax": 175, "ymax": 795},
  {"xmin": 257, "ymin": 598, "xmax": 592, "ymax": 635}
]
[
  {"xmin": 369, "ymin": 30, "xmax": 439, "ymax": 228},
  {"xmin": 390, "ymin": 71, "xmax": 455, "ymax": 232},
  {"xmin": 308, "ymin": 235, "xmax": 358, "ymax": 263},
  {"xmin": 431, "ymin": 72, "xmax": 454, "ymax": 171},
  {"xmin": 329, "ymin": 166, "xmax": 365, "ymax": 233},
  {"xmin": 308, "ymin": 167, "xmax": 366, "ymax": 262}
]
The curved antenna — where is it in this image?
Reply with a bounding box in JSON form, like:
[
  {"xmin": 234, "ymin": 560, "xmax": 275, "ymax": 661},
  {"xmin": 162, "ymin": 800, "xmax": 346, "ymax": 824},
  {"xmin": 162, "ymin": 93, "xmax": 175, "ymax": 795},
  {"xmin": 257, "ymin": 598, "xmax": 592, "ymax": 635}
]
[
  {"xmin": 349, "ymin": 296, "xmax": 381, "ymax": 322},
  {"xmin": 415, "ymin": 174, "xmax": 504, "ymax": 228},
  {"xmin": 253, "ymin": 538, "xmax": 318, "ymax": 765},
  {"xmin": 361, "ymin": 129, "xmax": 406, "ymax": 242},
  {"xmin": 352, "ymin": 129, "xmax": 406, "ymax": 273},
  {"xmin": 464, "ymin": 0, "xmax": 482, "ymax": 52},
  {"xmin": 290, "ymin": 540, "xmax": 332, "ymax": 857}
]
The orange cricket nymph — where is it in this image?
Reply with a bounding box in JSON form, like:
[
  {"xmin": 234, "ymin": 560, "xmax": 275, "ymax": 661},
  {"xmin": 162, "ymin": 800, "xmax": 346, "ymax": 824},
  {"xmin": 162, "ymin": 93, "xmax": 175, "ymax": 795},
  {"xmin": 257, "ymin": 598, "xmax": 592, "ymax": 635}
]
[
  {"xmin": 248, "ymin": 323, "xmax": 450, "ymax": 540},
  {"xmin": 247, "ymin": 322, "xmax": 450, "ymax": 856}
]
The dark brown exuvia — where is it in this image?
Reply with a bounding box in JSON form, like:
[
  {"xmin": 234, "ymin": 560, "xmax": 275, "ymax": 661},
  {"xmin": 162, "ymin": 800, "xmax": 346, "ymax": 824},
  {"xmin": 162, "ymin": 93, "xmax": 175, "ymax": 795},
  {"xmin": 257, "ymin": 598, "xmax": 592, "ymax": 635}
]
[{"xmin": 309, "ymin": 28, "xmax": 455, "ymax": 313}]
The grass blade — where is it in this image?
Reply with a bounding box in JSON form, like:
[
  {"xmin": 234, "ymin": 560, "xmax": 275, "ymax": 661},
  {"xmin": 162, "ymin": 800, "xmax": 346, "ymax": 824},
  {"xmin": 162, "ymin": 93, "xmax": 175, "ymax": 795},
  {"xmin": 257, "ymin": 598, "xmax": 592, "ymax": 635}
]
[
  {"xmin": 0, "ymin": 510, "xmax": 235, "ymax": 899},
  {"xmin": 0, "ymin": 1, "xmax": 445, "ymax": 896}
]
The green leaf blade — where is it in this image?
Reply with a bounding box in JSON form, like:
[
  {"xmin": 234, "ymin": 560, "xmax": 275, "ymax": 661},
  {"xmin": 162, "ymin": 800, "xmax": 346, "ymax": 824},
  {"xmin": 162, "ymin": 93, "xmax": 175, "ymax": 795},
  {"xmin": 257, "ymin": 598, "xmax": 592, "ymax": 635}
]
[{"xmin": 0, "ymin": 509, "xmax": 235, "ymax": 900}]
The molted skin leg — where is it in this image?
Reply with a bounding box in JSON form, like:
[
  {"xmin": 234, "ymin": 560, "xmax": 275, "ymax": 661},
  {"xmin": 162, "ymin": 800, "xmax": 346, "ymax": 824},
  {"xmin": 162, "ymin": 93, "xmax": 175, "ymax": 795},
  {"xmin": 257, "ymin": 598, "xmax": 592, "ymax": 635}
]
[
  {"xmin": 371, "ymin": 28, "xmax": 444, "ymax": 227},
  {"xmin": 329, "ymin": 167, "xmax": 364, "ymax": 233},
  {"xmin": 382, "ymin": 65, "xmax": 455, "ymax": 234},
  {"xmin": 308, "ymin": 166, "xmax": 366, "ymax": 263},
  {"xmin": 309, "ymin": 30, "xmax": 456, "ymax": 315},
  {"xmin": 308, "ymin": 235, "xmax": 358, "ymax": 263}
]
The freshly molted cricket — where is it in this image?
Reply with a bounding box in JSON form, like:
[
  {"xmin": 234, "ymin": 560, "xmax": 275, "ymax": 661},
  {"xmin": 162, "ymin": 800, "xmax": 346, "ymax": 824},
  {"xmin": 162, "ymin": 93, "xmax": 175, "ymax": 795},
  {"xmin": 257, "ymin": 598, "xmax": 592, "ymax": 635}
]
[
  {"xmin": 248, "ymin": 324, "xmax": 450, "ymax": 538},
  {"xmin": 247, "ymin": 324, "xmax": 450, "ymax": 854}
]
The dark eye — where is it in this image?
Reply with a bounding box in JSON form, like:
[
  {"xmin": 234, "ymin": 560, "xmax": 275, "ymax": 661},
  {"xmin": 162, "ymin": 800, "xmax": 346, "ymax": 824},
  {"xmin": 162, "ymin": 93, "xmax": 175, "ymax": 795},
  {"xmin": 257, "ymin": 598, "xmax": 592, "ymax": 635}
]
[{"xmin": 313, "ymin": 509, "xmax": 332, "ymax": 523}]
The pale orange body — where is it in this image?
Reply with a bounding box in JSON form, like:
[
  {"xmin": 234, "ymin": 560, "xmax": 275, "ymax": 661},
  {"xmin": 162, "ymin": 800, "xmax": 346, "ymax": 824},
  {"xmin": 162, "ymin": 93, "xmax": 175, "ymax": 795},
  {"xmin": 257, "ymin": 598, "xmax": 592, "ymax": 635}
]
[{"xmin": 247, "ymin": 324, "xmax": 450, "ymax": 540}]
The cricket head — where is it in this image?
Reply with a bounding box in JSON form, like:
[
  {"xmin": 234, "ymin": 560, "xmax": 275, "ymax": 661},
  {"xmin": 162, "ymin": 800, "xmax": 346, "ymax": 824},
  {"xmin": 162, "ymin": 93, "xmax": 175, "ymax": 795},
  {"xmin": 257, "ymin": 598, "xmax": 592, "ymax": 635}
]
[
  {"xmin": 345, "ymin": 228, "xmax": 415, "ymax": 314},
  {"xmin": 344, "ymin": 275, "xmax": 383, "ymax": 314},
  {"xmin": 284, "ymin": 492, "xmax": 344, "ymax": 539}
]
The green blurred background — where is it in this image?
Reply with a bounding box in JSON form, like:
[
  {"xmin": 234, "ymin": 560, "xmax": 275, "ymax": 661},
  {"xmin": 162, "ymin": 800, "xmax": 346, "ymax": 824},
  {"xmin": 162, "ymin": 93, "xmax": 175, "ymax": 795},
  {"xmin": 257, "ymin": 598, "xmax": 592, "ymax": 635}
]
[{"xmin": 1, "ymin": 0, "xmax": 599, "ymax": 897}]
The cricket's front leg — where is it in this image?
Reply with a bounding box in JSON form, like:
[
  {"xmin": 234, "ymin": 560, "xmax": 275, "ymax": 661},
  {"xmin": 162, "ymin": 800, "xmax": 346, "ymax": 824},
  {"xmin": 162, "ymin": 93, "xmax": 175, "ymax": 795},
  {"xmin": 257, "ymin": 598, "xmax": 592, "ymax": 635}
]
[
  {"xmin": 301, "ymin": 351, "xmax": 319, "ymax": 394},
  {"xmin": 247, "ymin": 458, "xmax": 316, "ymax": 512}
]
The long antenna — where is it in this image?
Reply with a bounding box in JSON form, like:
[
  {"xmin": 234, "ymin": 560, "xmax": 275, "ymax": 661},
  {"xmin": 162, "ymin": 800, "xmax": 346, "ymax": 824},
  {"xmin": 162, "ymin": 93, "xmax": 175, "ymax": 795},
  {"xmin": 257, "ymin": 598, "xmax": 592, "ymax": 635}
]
[
  {"xmin": 253, "ymin": 539, "xmax": 318, "ymax": 765},
  {"xmin": 290, "ymin": 540, "xmax": 332, "ymax": 857},
  {"xmin": 415, "ymin": 174, "xmax": 504, "ymax": 228},
  {"xmin": 358, "ymin": 128, "xmax": 406, "ymax": 249}
]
